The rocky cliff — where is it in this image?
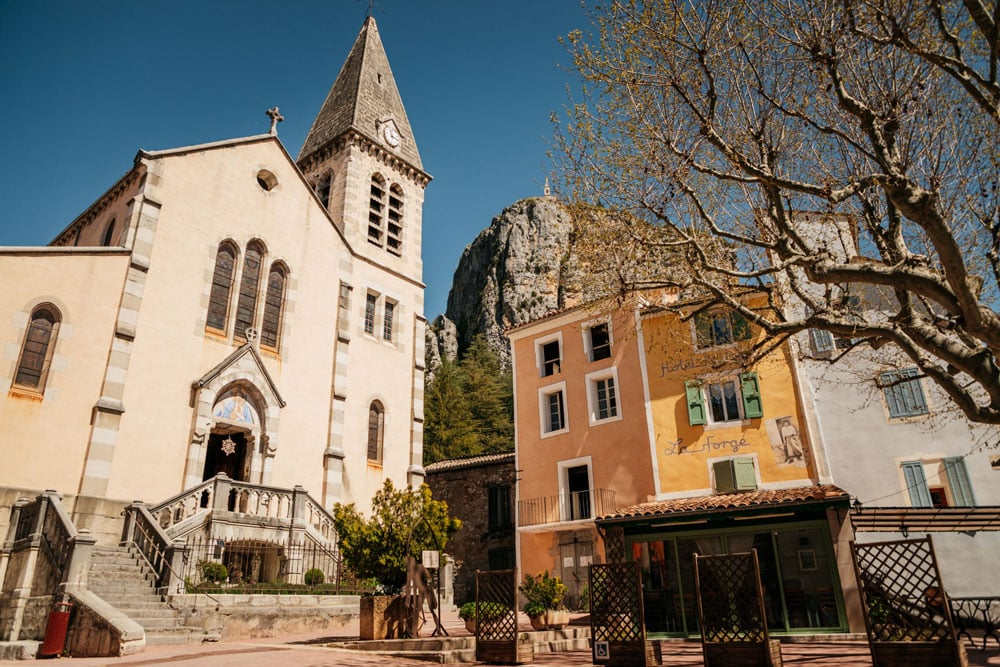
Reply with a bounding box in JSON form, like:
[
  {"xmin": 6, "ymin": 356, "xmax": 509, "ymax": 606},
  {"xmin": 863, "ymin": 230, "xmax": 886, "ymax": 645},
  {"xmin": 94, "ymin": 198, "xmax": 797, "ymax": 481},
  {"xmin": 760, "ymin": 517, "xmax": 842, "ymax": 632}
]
[{"xmin": 429, "ymin": 196, "xmax": 583, "ymax": 368}]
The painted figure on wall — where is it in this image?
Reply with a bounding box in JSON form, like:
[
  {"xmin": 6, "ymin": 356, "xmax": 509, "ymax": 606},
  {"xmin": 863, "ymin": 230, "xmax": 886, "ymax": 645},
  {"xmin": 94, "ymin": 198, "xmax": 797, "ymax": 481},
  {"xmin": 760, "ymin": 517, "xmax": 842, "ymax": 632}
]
[{"xmin": 766, "ymin": 416, "xmax": 806, "ymax": 466}]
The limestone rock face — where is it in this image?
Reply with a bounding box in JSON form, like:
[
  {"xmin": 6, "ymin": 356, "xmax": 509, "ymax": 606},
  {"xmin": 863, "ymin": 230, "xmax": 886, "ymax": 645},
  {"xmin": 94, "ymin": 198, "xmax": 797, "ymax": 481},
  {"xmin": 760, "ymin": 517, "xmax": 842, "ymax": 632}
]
[
  {"xmin": 425, "ymin": 315, "xmax": 459, "ymax": 378},
  {"xmin": 444, "ymin": 197, "xmax": 581, "ymax": 367}
]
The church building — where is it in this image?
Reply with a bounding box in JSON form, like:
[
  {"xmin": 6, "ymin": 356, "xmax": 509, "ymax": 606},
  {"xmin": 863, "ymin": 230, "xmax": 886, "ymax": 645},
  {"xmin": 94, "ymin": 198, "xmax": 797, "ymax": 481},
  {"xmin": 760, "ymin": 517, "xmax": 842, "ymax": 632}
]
[{"xmin": 0, "ymin": 16, "xmax": 429, "ymax": 545}]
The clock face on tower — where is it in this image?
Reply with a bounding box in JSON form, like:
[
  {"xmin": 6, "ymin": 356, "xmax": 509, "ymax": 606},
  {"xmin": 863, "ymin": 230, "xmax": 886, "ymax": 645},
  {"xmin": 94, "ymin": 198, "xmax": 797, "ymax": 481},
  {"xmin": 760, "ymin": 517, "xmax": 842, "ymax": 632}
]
[{"xmin": 383, "ymin": 124, "xmax": 400, "ymax": 147}]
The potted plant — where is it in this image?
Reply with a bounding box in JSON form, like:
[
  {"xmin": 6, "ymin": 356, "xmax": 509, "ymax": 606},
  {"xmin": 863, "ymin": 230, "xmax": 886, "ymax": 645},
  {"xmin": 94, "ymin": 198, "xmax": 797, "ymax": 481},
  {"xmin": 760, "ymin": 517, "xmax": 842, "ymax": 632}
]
[{"xmin": 519, "ymin": 571, "xmax": 568, "ymax": 630}]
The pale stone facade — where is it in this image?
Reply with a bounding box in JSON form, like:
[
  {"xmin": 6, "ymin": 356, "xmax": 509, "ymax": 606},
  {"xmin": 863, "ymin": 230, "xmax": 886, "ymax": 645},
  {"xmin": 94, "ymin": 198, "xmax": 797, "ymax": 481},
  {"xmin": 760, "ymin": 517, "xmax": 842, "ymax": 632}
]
[{"xmin": 0, "ymin": 17, "xmax": 427, "ymax": 542}]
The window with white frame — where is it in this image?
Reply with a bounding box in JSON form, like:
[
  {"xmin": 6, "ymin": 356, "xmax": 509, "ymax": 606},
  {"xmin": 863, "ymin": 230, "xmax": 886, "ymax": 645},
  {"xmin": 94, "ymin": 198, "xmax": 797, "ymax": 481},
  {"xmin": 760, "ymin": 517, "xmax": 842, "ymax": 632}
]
[
  {"xmin": 586, "ymin": 368, "xmax": 620, "ymax": 424},
  {"xmin": 536, "ymin": 335, "xmax": 562, "ymax": 378},
  {"xmin": 539, "ymin": 382, "xmax": 568, "ymax": 436},
  {"xmin": 880, "ymin": 367, "xmax": 929, "ymax": 418},
  {"xmin": 901, "ymin": 457, "xmax": 976, "ymax": 508},
  {"xmin": 585, "ymin": 322, "xmax": 612, "ymax": 362},
  {"xmin": 684, "ymin": 373, "xmax": 763, "ymax": 426},
  {"xmin": 694, "ymin": 309, "xmax": 751, "ymax": 349},
  {"xmin": 558, "ymin": 458, "xmax": 593, "ymax": 521}
]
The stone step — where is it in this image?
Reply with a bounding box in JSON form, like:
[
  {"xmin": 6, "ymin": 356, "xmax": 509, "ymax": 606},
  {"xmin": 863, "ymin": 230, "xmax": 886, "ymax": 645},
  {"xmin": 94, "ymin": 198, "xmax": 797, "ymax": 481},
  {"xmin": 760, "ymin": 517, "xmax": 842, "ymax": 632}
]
[
  {"xmin": 91, "ymin": 593, "xmax": 162, "ymax": 607},
  {"xmin": 116, "ymin": 608, "xmax": 180, "ymax": 620},
  {"xmin": 135, "ymin": 617, "xmax": 185, "ymax": 630}
]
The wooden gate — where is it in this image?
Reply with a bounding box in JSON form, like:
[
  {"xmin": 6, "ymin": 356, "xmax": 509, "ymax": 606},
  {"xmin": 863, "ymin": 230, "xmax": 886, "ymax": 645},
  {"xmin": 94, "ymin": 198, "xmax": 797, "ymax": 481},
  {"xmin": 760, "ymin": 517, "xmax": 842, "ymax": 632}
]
[
  {"xmin": 589, "ymin": 561, "xmax": 657, "ymax": 666},
  {"xmin": 475, "ymin": 569, "xmax": 532, "ymax": 664},
  {"xmin": 850, "ymin": 537, "xmax": 967, "ymax": 667},
  {"xmin": 694, "ymin": 550, "xmax": 782, "ymax": 667}
]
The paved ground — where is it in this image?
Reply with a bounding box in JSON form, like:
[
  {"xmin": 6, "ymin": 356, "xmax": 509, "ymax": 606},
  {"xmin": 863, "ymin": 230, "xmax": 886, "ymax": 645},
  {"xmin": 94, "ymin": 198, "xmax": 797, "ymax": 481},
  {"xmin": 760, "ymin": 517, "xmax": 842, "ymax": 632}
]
[{"xmin": 2, "ymin": 608, "xmax": 997, "ymax": 666}]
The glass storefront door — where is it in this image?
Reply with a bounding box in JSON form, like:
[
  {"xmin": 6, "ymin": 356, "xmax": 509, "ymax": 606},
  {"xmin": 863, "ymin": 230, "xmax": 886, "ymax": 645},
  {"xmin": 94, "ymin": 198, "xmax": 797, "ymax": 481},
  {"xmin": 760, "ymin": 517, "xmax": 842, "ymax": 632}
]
[{"xmin": 631, "ymin": 521, "xmax": 845, "ymax": 636}]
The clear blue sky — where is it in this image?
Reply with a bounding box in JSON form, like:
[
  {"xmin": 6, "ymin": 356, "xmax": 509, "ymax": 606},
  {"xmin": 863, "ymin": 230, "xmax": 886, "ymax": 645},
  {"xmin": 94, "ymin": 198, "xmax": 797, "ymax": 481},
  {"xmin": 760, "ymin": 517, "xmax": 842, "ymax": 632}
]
[{"xmin": 0, "ymin": 0, "xmax": 588, "ymax": 318}]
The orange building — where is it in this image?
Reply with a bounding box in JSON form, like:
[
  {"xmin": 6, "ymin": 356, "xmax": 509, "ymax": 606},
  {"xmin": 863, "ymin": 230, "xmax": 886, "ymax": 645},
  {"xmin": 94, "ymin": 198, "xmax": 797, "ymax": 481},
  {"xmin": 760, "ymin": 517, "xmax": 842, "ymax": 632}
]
[{"xmin": 508, "ymin": 302, "xmax": 657, "ymax": 609}]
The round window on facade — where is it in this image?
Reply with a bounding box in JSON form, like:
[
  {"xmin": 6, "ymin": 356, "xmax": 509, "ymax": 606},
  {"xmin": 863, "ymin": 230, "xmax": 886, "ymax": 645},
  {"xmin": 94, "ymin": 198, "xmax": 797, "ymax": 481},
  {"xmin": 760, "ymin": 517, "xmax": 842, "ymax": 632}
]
[{"xmin": 256, "ymin": 169, "xmax": 278, "ymax": 192}]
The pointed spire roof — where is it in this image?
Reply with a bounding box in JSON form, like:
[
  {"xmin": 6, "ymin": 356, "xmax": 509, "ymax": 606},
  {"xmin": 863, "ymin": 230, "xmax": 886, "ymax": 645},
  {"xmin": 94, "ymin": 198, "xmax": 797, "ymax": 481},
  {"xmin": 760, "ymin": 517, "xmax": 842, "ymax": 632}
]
[{"xmin": 298, "ymin": 16, "xmax": 422, "ymax": 170}]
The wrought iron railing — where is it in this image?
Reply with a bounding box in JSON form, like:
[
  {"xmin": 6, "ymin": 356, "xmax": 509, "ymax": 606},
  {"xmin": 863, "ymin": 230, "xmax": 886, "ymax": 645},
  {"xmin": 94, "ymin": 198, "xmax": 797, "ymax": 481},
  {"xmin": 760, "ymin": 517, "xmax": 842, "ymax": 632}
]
[
  {"xmin": 518, "ymin": 488, "xmax": 618, "ymax": 527},
  {"xmin": 178, "ymin": 537, "xmax": 373, "ymax": 595}
]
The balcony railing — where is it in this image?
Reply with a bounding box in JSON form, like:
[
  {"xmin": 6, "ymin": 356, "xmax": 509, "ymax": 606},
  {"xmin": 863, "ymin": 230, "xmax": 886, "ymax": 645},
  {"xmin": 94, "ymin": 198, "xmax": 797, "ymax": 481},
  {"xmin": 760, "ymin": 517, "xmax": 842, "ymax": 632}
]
[{"xmin": 518, "ymin": 488, "xmax": 618, "ymax": 527}]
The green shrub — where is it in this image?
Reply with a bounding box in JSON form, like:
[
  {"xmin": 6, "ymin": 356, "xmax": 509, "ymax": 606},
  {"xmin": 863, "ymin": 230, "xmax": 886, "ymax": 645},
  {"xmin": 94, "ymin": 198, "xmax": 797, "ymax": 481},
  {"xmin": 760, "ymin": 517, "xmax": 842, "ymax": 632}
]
[
  {"xmin": 519, "ymin": 571, "xmax": 567, "ymax": 616},
  {"xmin": 459, "ymin": 601, "xmax": 510, "ymax": 621},
  {"xmin": 199, "ymin": 561, "xmax": 228, "ymax": 583},
  {"xmin": 304, "ymin": 568, "xmax": 325, "ymax": 586}
]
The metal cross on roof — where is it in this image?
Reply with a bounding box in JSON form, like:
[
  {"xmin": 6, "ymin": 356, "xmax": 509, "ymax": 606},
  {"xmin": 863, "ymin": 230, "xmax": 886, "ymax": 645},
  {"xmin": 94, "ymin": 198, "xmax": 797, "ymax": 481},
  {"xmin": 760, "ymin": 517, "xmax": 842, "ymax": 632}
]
[{"xmin": 266, "ymin": 107, "xmax": 284, "ymax": 136}]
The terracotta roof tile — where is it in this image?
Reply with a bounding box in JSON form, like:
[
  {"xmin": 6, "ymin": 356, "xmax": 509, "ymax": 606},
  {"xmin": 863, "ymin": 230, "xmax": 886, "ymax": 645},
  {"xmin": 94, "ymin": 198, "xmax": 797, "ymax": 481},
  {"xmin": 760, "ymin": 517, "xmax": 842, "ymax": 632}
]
[
  {"xmin": 425, "ymin": 452, "xmax": 515, "ymax": 473},
  {"xmin": 600, "ymin": 484, "xmax": 849, "ymax": 522}
]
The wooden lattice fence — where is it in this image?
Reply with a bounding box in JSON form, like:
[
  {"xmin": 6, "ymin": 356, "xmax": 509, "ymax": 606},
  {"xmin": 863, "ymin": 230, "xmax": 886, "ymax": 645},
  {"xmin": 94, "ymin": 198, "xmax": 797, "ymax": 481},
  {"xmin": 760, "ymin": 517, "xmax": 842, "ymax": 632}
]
[
  {"xmin": 851, "ymin": 537, "xmax": 967, "ymax": 667},
  {"xmin": 475, "ymin": 569, "xmax": 532, "ymax": 664},
  {"xmin": 589, "ymin": 561, "xmax": 658, "ymax": 666},
  {"xmin": 694, "ymin": 550, "xmax": 782, "ymax": 667}
]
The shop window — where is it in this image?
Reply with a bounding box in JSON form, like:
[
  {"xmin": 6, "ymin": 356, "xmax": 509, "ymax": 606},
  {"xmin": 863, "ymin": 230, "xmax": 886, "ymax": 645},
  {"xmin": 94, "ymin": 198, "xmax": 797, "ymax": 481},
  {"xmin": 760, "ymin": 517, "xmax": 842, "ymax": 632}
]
[{"xmin": 685, "ymin": 373, "xmax": 762, "ymax": 426}]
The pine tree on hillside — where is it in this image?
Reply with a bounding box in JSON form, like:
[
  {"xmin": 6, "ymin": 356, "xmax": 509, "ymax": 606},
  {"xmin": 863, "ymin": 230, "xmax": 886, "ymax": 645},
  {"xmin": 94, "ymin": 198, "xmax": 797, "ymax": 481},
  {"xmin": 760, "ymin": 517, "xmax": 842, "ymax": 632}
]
[
  {"xmin": 423, "ymin": 358, "xmax": 479, "ymax": 463},
  {"xmin": 460, "ymin": 335, "xmax": 514, "ymax": 455}
]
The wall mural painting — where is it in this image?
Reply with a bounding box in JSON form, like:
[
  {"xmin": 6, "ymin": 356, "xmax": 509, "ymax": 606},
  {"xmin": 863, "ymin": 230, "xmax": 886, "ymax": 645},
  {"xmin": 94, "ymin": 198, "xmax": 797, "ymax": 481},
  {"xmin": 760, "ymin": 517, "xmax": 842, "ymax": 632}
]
[
  {"xmin": 764, "ymin": 416, "xmax": 806, "ymax": 467},
  {"xmin": 213, "ymin": 389, "xmax": 258, "ymax": 426}
]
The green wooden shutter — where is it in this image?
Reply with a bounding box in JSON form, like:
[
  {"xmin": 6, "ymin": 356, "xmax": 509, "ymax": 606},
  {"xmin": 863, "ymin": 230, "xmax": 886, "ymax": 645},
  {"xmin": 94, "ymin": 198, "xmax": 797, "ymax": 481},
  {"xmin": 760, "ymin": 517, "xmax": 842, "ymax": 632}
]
[
  {"xmin": 943, "ymin": 457, "xmax": 976, "ymax": 506},
  {"xmin": 685, "ymin": 380, "xmax": 706, "ymax": 426},
  {"xmin": 901, "ymin": 460, "xmax": 933, "ymax": 507},
  {"xmin": 733, "ymin": 458, "xmax": 758, "ymax": 490},
  {"xmin": 713, "ymin": 460, "xmax": 736, "ymax": 493},
  {"xmin": 740, "ymin": 372, "xmax": 763, "ymax": 419}
]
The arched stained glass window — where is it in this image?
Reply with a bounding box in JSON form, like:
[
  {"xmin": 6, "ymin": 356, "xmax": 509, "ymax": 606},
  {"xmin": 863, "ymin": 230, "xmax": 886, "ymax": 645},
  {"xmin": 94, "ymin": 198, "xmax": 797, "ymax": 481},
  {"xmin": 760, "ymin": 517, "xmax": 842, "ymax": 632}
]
[{"xmin": 15, "ymin": 305, "xmax": 61, "ymax": 391}]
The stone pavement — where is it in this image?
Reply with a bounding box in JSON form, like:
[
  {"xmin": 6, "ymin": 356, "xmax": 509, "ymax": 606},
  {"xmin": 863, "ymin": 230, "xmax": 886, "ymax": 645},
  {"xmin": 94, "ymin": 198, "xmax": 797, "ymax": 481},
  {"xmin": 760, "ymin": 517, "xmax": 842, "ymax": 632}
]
[{"xmin": 1, "ymin": 607, "xmax": 997, "ymax": 666}]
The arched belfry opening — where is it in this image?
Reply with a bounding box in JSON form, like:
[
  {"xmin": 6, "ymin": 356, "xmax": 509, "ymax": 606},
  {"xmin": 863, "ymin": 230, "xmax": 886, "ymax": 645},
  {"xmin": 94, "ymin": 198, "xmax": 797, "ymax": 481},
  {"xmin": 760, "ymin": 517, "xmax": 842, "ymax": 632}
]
[{"xmin": 203, "ymin": 385, "xmax": 263, "ymax": 482}]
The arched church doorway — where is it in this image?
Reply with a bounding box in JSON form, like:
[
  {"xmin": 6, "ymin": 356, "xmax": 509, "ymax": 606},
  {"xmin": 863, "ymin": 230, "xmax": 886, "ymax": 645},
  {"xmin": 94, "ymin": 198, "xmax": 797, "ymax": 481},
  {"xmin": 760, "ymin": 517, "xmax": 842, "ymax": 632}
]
[
  {"xmin": 204, "ymin": 385, "xmax": 263, "ymax": 482},
  {"xmin": 203, "ymin": 430, "xmax": 250, "ymax": 481}
]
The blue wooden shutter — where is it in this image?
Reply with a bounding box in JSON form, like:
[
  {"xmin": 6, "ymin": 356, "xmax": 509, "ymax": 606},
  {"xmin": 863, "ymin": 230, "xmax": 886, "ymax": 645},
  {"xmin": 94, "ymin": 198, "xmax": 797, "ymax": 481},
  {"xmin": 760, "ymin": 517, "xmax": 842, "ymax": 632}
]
[
  {"xmin": 880, "ymin": 370, "xmax": 903, "ymax": 417},
  {"xmin": 740, "ymin": 372, "xmax": 763, "ymax": 419},
  {"xmin": 943, "ymin": 457, "xmax": 976, "ymax": 506},
  {"xmin": 901, "ymin": 460, "xmax": 932, "ymax": 507},
  {"xmin": 685, "ymin": 380, "xmax": 706, "ymax": 426},
  {"xmin": 811, "ymin": 329, "xmax": 835, "ymax": 353}
]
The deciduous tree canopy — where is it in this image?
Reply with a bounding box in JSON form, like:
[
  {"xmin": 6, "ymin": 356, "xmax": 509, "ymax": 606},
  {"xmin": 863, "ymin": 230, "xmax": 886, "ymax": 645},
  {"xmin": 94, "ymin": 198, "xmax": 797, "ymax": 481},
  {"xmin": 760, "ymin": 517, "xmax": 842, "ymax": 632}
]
[{"xmin": 554, "ymin": 0, "xmax": 1000, "ymax": 425}]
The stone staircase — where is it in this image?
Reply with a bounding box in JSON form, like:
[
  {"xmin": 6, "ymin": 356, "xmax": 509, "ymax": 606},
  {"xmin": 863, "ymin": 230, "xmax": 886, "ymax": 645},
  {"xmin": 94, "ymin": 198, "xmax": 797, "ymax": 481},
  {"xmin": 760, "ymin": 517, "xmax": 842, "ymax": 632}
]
[{"xmin": 87, "ymin": 545, "xmax": 213, "ymax": 646}]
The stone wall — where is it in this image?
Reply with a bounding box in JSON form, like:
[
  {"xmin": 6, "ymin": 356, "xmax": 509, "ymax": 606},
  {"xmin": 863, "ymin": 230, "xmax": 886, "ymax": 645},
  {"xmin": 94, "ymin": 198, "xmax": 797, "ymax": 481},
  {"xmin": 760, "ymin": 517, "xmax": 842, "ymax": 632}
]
[
  {"xmin": 425, "ymin": 454, "xmax": 516, "ymax": 605},
  {"xmin": 0, "ymin": 487, "xmax": 126, "ymax": 548},
  {"xmin": 171, "ymin": 593, "xmax": 360, "ymax": 640}
]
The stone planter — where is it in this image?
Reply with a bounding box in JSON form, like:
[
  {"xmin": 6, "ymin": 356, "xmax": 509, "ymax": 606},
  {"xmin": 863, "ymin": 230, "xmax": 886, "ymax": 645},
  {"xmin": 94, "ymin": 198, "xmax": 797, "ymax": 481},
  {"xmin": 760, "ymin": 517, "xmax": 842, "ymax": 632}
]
[
  {"xmin": 544, "ymin": 609, "xmax": 569, "ymax": 630},
  {"xmin": 359, "ymin": 595, "xmax": 407, "ymax": 640}
]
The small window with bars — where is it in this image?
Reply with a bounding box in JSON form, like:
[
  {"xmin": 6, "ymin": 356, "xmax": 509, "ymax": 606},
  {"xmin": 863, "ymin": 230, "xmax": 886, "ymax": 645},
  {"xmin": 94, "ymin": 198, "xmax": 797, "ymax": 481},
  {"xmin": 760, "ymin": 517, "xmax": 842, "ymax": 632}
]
[{"xmin": 364, "ymin": 293, "xmax": 378, "ymax": 336}]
